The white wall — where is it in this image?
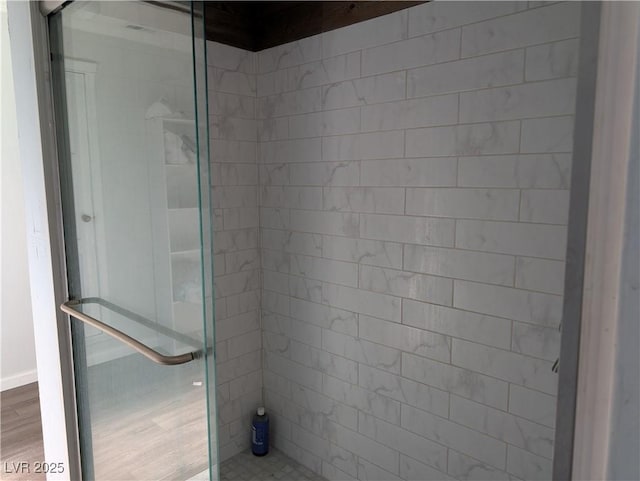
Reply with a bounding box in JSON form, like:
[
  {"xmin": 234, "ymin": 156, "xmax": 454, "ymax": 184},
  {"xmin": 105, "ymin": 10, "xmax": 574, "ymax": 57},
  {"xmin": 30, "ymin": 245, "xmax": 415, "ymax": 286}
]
[{"xmin": 0, "ymin": 0, "xmax": 38, "ymax": 391}]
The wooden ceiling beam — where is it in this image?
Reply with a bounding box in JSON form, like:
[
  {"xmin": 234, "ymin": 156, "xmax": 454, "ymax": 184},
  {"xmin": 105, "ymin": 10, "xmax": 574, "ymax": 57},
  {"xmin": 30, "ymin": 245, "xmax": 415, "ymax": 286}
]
[{"xmin": 204, "ymin": 1, "xmax": 426, "ymax": 52}]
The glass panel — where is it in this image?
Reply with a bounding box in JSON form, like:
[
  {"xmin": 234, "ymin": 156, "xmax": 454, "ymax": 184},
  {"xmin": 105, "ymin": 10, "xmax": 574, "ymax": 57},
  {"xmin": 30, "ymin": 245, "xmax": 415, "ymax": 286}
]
[{"xmin": 49, "ymin": 1, "xmax": 217, "ymax": 480}]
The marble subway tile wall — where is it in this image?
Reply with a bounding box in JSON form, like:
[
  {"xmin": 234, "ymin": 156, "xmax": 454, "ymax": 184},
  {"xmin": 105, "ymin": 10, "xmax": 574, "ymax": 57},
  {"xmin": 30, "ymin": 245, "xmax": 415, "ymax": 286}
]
[
  {"xmin": 257, "ymin": 2, "xmax": 579, "ymax": 480},
  {"xmin": 206, "ymin": 41, "xmax": 262, "ymax": 462}
]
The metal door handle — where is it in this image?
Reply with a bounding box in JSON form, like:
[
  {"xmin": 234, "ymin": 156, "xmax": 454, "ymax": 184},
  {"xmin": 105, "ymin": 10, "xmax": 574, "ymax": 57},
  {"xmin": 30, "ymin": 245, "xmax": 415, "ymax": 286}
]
[{"xmin": 60, "ymin": 300, "xmax": 196, "ymax": 365}]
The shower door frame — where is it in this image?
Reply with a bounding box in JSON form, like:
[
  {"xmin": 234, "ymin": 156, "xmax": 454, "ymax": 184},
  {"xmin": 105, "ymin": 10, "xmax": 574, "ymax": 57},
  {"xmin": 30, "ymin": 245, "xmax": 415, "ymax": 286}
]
[
  {"xmin": 7, "ymin": 1, "xmax": 82, "ymax": 479},
  {"xmin": 7, "ymin": 1, "xmax": 215, "ymax": 480}
]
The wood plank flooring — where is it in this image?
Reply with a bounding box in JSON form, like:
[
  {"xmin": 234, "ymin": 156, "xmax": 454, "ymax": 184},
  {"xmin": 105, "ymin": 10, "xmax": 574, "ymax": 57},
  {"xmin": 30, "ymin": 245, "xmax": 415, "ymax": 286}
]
[
  {"xmin": 1, "ymin": 378, "xmax": 213, "ymax": 481},
  {"xmin": 1, "ymin": 383, "xmax": 46, "ymax": 481}
]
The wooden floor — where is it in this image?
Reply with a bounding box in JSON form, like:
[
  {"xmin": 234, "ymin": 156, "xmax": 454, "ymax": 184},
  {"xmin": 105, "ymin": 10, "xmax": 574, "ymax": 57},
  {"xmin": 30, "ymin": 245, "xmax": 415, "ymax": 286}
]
[
  {"xmin": 1, "ymin": 383, "xmax": 46, "ymax": 481},
  {"xmin": 1, "ymin": 377, "xmax": 213, "ymax": 481}
]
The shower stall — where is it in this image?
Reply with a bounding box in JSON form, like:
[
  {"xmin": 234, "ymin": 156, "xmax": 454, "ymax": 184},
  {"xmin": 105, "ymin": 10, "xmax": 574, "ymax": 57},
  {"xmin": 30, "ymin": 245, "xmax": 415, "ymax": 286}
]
[{"xmin": 16, "ymin": 1, "xmax": 593, "ymax": 480}]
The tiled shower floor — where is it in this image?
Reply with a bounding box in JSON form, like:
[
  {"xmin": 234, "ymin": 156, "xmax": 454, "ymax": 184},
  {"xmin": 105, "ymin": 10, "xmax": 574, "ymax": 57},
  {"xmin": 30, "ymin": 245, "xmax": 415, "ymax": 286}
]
[{"xmin": 220, "ymin": 449, "xmax": 327, "ymax": 481}]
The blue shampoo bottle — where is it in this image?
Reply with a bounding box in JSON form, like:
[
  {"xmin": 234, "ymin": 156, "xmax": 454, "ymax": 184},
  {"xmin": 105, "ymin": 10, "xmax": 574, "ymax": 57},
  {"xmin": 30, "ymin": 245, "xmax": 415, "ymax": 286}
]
[{"xmin": 251, "ymin": 407, "xmax": 269, "ymax": 456}]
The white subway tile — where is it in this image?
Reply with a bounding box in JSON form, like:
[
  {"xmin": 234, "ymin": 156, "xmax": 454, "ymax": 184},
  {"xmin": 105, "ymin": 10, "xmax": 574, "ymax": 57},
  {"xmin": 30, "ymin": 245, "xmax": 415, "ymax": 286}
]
[
  {"xmin": 405, "ymin": 121, "xmax": 521, "ymax": 157},
  {"xmin": 217, "ymin": 350, "xmax": 262, "ymax": 384},
  {"xmin": 211, "ymin": 139, "xmax": 256, "ymax": 163},
  {"xmin": 361, "ymin": 158, "xmax": 457, "ymax": 187},
  {"xmin": 289, "ymin": 107, "xmax": 361, "ymax": 139},
  {"xmin": 264, "ymin": 351, "xmax": 323, "ymax": 392},
  {"xmin": 322, "ymin": 330, "xmax": 402, "ymax": 374},
  {"xmin": 263, "ymin": 291, "xmax": 290, "ymax": 316},
  {"xmin": 322, "ymin": 460, "xmax": 358, "ymax": 481},
  {"xmin": 401, "ymin": 404, "xmax": 507, "ymax": 469},
  {"xmin": 450, "ymin": 395, "xmax": 555, "ymax": 458},
  {"xmin": 215, "ymin": 269, "xmax": 261, "ymax": 298},
  {"xmin": 323, "ymin": 131, "xmax": 404, "ymax": 161},
  {"xmin": 211, "ymin": 115, "xmax": 258, "ymax": 141},
  {"xmin": 506, "ymin": 445, "xmax": 553, "ymax": 481},
  {"xmin": 257, "ymin": 69, "xmax": 290, "ymax": 97},
  {"xmin": 455, "ymin": 219, "xmax": 568, "ymax": 260},
  {"xmin": 229, "ymin": 370, "xmax": 262, "ymax": 400},
  {"xmin": 322, "ymin": 236, "xmax": 403, "ymax": 269},
  {"xmin": 403, "ymin": 299, "xmax": 512, "ymax": 349},
  {"xmin": 451, "ymin": 339, "xmax": 558, "ymax": 395},
  {"xmin": 516, "ymin": 256, "xmax": 566, "ymax": 295},
  {"xmin": 289, "ymin": 52, "xmax": 361, "ymax": 90},
  {"xmin": 292, "ymin": 385, "xmax": 358, "ymax": 431},
  {"xmin": 361, "ymin": 94, "xmax": 458, "ymax": 132},
  {"xmin": 257, "ymin": 87, "xmax": 323, "ymax": 118},
  {"xmin": 263, "ymin": 370, "xmax": 292, "ymax": 399},
  {"xmin": 258, "ymin": 35, "xmax": 322, "ymax": 73},
  {"xmin": 403, "ymin": 244, "xmax": 515, "ymax": 286},
  {"xmin": 361, "ymin": 214, "xmax": 455, "ymax": 247},
  {"xmin": 323, "ymin": 374, "xmax": 401, "ymax": 425},
  {"xmin": 323, "ymin": 187, "xmax": 405, "ymax": 215},
  {"xmin": 259, "ymin": 138, "xmax": 322, "ymax": 163},
  {"xmin": 219, "ymin": 163, "xmax": 258, "ymax": 186},
  {"xmin": 216, "ymin": 311, "xmax": 260, "ymax": 342},
  {"xmin": 457, "ymin": 154, "xmax": 572, "ymax": 189},
  {"xmin": 327, "ymin": 420, "xmax": 400, "ymax": 475},
  {"xmin": 322, "ymin": 72, "xmax": 406, "ymax": 110},
  {"xmin": 359, "ymin": 412, "xmax": 448, "ymax": 473},
  {"xmin": 447, "ymin": 450, "xmax": 511, "ymax": 481},
  {"xmin": 357, "ymin": 458, "xmax": 402, "ymax": 481},
  {"xmin": 223, "ymin": 207, "xmax": 259, "ymax": 230},
  {"xmin": 512, "ymin": 322, "xmax": 561, "ymax": 362},
  {"xmin": 461, "ymin": 2, "xmax": 580, "ymax": 57},
  {"xmin": 401, "ymin": 352, "xmax": 509, "ymax": 409},
  {"xmin": 359, "ymin": 364, "xmax": 449, "ymax": 418},
  {"xmin": 408, "ymin": 1, "xmax": 523, "ymax": 37},
  {"xmin": 407, "ymin": 50, "xmax": 524, "ymax": 98},
  {"xmin": 320, "ymin": 454, "xmax": 357, "ymax": 481},
  {"xmin": 459, "ymin": 78, "xmax": 577, "ymax": 123},
  {"xmin": 286, "ymin": 231, "xmax": 323, "ymax": 257},
  {"xmin": 362, "ymin": 29, "xmax": 460, "ymax": 76},
  {"xmin": 289, "ymin": 423, "xmax": 358, "ymax": 477},
  {"xmin": 322, "ymin": 10, "xmax": 407, "ymax": 57},
  {"xmin": 406, "ymin": 188, "xmax": 520, "ymax": 221},
  {"xmin": 209, "ymin": 67, "xmax": 256, "ymax": 96},
  {"xmin": 526, "ymin": 38, "xmax": 579, "ymax": 81},
  {"xmin": 401, "ymin": 454, "xmax": 453, "ymax": 481},
  {"xmin": 290, "ymin": 210, "xmax": 359, "ymax": 237},
  {"xmin": 207, "ymin": 41, "xmax": 255, "ymax": 73},
  {"xmin": 290, "ymin": 162, "xmax": 360, "ymax": 186},
  {"xmin": 289, "ymin": 275, "xmax": 323, "ymax": 303},
  {"xmin": 290, "ymin": 298, "xmax": 358, "ymax": 336},
  {"xmin": 520, "ymin": 189, "xmax": 570, "ymax": 225},
  {"xmin": 261, "ymin": 248, "xmax": 290, "ymax": 274},
  {"xmin": 360, "ymin": 315, "xmax": 451, "ymax": 363},
  {"xmin": 259, "ymin": 163, "xmax": 289, "ymax": 186},
  {"xmin": 509, "ymin": 385, "xmax": 557, "ymax": 428},
  {"xmin": 260, "ymin": 207, "xmax": 290, "ymax": 230},
  {"xmin": 257, "ymin": 117, "xmax": 288, "ymax": 141},
  {"xmin": 225, "ymin": 248, "xmax": 260, "ymax": 273},
  {"xmin": 323, "ymin": 283, "xmax": 401, "ymax": 323},
  {"xmin": 291, "ymin": 254, "xmax": 358, "ymax": 288},
  {"xmin": 521, "ymin": 116, "xmax": 574, "ymax": 153},
  {"xmin": 263, "ymin": 331, "xmax": 291, "ymax": 359},
  {"xmin": 453, "ymin": 280, "xmax": 563, "ymax": 327},
  {"xmin": 213, "ymin": 185, "xmax": 257, "ymax": 209},
  {"xmin": 284, "ymin": 427, "xmax": 331, "ymax": 472},
  {"xmin": 359, "ymin": 265, "xmax": 453, "ymax": 306}
]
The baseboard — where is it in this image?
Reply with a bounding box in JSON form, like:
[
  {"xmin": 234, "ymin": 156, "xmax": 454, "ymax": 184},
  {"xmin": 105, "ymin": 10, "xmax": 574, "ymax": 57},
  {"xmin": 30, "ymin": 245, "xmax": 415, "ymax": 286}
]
[{"xmin": 0, "ymin": 369, "xmax": 38, "ymax": 392}]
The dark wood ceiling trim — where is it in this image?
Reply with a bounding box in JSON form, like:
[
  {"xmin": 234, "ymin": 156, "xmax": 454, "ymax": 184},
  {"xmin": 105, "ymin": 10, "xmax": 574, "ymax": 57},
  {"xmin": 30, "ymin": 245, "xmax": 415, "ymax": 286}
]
[{"xmin": 204, "ymin": 1, "xmax": 426, "ymax": 52}]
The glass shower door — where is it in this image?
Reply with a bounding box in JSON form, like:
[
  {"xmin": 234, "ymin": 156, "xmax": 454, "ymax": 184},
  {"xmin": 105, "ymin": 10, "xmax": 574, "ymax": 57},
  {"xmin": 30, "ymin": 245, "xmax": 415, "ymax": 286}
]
[{"xmin": 49, "ymin": 2, "xmax": 217, "ymax": 480}]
